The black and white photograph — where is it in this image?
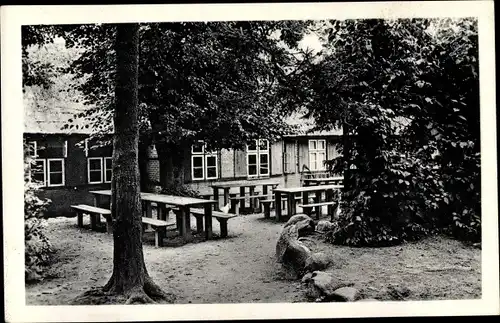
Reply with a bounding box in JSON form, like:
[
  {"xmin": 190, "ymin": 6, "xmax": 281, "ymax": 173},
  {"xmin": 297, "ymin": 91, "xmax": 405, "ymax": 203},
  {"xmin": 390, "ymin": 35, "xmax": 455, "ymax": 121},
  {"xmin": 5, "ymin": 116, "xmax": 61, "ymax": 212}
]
[{"xmin": 2, "ymin": 1, "xmax": 498, "ymax": 321}]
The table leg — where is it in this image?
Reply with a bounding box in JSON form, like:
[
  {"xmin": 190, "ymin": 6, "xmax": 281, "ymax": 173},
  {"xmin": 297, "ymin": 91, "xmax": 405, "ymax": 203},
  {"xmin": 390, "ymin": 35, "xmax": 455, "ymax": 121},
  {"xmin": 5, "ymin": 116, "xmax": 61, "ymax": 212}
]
[
  {"xmin": 315, "ymin": 191, "xmax": 322, "ymax": 220},
  {"xmin": 275, "ymin": 192, "xmax": 282, "ymax": 221},
  {"xmin": 180, "ymin": 206, "xmax": 192, "ymax": 242},
  {"xmin": 302, "ymin": 191, "xmax": 309, "ymax": 215},
  {"xmin": 93, "ymin": 195, "xmax": 101, "ymax": 207},
  {"xmin": 287, "ymin": 193, "xmax": 296, "ymax": 219},
  {"xmin": 240, "ymin": 187, "xmax": 246, "ymax": 210},
  {"xmin": 204, "ymin": 203, "xmax": 213, "ymax": 240},
  {"xmin": 326, "ymin": 189, "xmax": 334, "ymax": 219},
  {"xmin": 263, "ymin": 185, "xmax": 268, "ymax": 197},
  {"xmin": 223, "ymin": 188, "xmax": 230, "ymax": 209},
  {"xmin": 213, "ymin": 187, "xmax": 219, "ymax": 211},
  {"xmin": 249, "ymin": 186, "xmax": 256, "ymax": 210}
]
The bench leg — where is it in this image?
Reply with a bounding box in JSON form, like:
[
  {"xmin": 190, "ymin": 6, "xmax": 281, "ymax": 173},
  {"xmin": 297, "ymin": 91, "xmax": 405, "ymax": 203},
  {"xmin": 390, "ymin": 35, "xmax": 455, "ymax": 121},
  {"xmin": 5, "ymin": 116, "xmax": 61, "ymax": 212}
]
[
  {"xmin": 195, "ymin": 215, "xmax": 204, "ymax": 234},
  {"xmin": 218, "ymin": 219, "xmax": 228, "ymax": 238},
  {"xmin": 263, "ymin": 203, "xmax": 271, "ymax": 219},
  {"xmin": 77, "ymin": 211, "xmax": 83, "ymax": 227},
  {"xmin": 154, "ymin": 228, "xmax": 165, "ymax": 247},
  {"xmin": 105, "ymin": 216, "xmax": 113, "ymax": 233},
  {"xmin": 90, "ymin": 213, "xmax": 97, "ymax": 231},
  {"xmin": 230, "ymin": 199, "xmax": 239, "ymax": 214}
]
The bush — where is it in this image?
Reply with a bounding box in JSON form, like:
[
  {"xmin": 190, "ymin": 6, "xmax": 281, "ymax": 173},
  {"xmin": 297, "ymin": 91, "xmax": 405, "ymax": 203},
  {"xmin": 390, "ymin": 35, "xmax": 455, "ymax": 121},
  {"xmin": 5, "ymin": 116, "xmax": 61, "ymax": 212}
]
[{"xmin": 24, "ymin": 149, "xmax": 54, "ymax": 282}]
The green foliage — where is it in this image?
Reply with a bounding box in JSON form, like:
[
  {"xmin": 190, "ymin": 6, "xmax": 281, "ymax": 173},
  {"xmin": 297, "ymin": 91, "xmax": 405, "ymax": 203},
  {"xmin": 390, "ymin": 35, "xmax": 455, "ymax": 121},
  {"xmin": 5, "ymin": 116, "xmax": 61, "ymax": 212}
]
[
  {"xmin": 308, "ymin": 18, "xmax": 480, "ymax": 246},
  {"xmin": 56, "ymin": 21, "xmax": 311, "ymax": 150},
  {"xmin": 24, "ymin": 144, "xmax": 54, "ymax": 283}
]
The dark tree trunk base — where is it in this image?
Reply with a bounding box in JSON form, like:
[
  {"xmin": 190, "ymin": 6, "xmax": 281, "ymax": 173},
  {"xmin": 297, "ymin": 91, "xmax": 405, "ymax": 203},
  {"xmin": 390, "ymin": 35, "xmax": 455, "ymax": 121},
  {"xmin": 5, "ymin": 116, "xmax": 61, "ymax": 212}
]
[{"xmin": 70, "ymin": 275, "xmax": 175, "ymax": 305}]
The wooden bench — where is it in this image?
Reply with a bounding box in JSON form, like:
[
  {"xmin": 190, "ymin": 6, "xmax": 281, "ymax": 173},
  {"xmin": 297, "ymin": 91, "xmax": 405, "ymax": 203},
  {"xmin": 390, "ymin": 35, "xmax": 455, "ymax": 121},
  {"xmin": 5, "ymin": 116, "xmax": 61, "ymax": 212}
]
[
  {"xmin": 229, "ymin": 192, "xmax": 263, "ymax": 214},
  {"xmin": 260, "ymin": 196, "xmax": 303, "ymax": 218},
  {"xmin": 141, "ymin": 217, "xmax": 176, "ymax": 247},
  {"xmin": 191, "ymin": 208, "xmax": 237, "ymax": 238},
  {"xmin": 298, "ymin": 201, "xmax": 337, "ymax": 220},
  {"xmin": 71, "ymin": 204, "xmax": 112, "ymax": 233}
]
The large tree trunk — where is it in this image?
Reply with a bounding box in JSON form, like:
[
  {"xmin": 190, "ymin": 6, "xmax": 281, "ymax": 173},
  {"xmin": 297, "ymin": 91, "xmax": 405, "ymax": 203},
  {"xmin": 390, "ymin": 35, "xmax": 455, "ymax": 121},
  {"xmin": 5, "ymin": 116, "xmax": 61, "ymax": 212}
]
[{"xmin": 102, "ymin": 23, "xmax": 170, "ymax": 304}]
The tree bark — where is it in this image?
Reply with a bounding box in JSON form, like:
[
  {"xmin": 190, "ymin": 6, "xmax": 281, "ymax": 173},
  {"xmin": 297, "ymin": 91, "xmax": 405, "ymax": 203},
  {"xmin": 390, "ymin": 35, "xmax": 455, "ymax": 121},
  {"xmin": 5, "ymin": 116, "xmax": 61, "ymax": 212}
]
[{"xmin": 102, "ymin": 23, "xmax": 170, "ymax": 303}]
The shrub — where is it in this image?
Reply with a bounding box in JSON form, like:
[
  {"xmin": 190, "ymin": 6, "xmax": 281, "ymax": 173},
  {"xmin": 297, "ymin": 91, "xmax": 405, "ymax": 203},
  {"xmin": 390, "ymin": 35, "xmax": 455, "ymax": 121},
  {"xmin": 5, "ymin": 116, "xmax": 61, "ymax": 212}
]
[{"xmin": 24, "ymin": 147, "xmax": 54, "ymax": 282}]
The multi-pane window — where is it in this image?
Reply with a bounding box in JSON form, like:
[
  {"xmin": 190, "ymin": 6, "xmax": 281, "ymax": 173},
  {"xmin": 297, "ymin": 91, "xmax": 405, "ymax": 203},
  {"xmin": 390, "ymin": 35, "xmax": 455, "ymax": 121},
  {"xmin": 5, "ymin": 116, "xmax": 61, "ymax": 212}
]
[
  {"xmin": 87, "ymin": 157, "xmax": 112, "ymax": 184},
  {"xmin": 28, "ymin": 140, "xmax": 66, "ymax": 187},
  {"xmin": 309, "ymin": 139, "xmax": 326, "ymax": 171},
  {"xmin": 47, "ymin": 158, "xmax": 65, "ymax": 187},
  {"xmin": 247, "ymin": 139, "xmax": 269, "ymax": 177},
  {"xmin": 191, "ymin": 141, "xmax": 218, "ymax": 181},
  {"xmin": 104, "ymin": 157, "xmax": 113, "ymax": 183},
  {"xmin": 88, "ymin": 157, "xmax": 103, "ymax": 184}
]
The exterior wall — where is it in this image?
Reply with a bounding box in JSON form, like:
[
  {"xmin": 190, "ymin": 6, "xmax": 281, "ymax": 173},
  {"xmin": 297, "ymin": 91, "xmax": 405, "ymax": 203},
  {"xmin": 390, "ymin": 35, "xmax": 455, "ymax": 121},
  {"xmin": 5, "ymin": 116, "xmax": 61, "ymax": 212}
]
[
  {"xmin": 270, "ymin": 141, "xmax": 283, "ymax": 175},
  {"xmin": 24, "ymin": 133, "xmax": 112, "ymax": 217},
  {"xmin": 233, "ymin": 148, "xmax": 247, "ymax": 177},
  {"xmin": 220, "ymin": 148, "xmax": 234, "ymax": 179}
]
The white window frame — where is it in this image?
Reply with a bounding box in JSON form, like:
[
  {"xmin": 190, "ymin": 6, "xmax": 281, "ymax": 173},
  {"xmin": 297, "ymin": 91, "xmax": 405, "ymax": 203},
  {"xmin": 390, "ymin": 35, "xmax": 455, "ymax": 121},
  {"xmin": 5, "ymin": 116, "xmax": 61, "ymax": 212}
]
[
  {"xmin": 88, "ymin": 157, "xmax": 103, "ymax": 184},
  {"xmin": 191, "ymin": 155, "xmax": 205, "ymax": 181},
  {"xmin": 205, "ymin": 154, "xmax": 218, "ymax": 180},
  {"xmin": 63, "ymin": 140, "xmax": 68, "ymax": 158},
  {"xmin": 47, "ymin": 158, "xmax": 65, "ymax": 187},
  {"xmin": 30, "ymin": 158, "xmax": 46, "ymax": 186},
  {"xmin": 104, "ymin": 157, "xmax": 113, "ymax": 183},
  {"xmin": 247, "ymin": 139, "xmax": 270, "ymax": 178},
  {"xmin": 191, "ymin": 141, "xmax": 219, "ymax": 181},
  {"xmin": 309, "ymin": 139, "xmax": 327, "ymax": 171}
]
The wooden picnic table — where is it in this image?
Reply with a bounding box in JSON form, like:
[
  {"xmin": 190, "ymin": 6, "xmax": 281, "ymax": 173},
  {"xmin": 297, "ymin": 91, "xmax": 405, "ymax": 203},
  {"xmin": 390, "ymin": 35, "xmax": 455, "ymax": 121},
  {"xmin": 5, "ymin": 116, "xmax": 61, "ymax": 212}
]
[
  {"xmin": 89, "ymin": 190, "xmax": 217, "ymax": 241},
  {"xmin": 211, "ymin": 180, "xmax": 280, "ymax": 211},
  {"xmin": 303, "ymin": 176, "xmax": 344, "ymax": 186},
  {"xmin": 273, "ymin": 184, "xmax": 343, "ymax": 222}
]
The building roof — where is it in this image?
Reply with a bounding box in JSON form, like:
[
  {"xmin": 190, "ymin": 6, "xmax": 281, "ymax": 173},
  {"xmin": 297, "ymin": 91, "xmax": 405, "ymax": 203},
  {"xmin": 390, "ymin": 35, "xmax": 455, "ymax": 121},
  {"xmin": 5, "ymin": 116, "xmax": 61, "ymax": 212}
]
[
  {"xmin": 283, "ymin": 111, "xmax": 343, "ymax": 138},
  {"xmin": 23, "ymin": 85, "xmax": 96, "ymax": 135}
]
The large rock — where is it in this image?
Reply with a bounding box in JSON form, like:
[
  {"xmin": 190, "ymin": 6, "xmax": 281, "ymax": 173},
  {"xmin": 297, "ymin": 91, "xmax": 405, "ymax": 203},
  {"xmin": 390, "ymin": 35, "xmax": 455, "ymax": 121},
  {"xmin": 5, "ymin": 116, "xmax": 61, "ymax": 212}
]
[
  {"xmin": 330, "ymin": 286, "xmax": 359, "ymax": 302},
  {"xmin": 276, "ymin": 224, "xmax": 300, "ymax": 262},
  {"xmin": 304, "ymin": 252, "xmax": 331, "ymax": 273},
  {"xmin": 306, "ymin": 271, "xmax": 352, "ymax": 300},
  {"xmin": 285, "ymin": 214, "xmax": 315, "ymax": 237}
]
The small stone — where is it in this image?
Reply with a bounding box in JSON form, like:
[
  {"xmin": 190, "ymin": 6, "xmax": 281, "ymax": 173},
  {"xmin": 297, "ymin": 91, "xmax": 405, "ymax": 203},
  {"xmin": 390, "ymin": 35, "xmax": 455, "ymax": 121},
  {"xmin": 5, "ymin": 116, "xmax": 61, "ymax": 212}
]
[
  {"xmin": 307, "ymin": 271, "xmax": 352, "ymax": 299},
  {"xmin": 331, "ymin": 287, "xmax": 359, "ymax": 302}
]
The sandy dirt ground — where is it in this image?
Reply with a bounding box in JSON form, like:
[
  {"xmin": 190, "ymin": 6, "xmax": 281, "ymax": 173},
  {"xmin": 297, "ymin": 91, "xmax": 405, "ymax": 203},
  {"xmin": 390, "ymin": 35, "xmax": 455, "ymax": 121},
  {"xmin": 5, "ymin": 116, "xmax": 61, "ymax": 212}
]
[{"xmin": 25, "ymin": 212, "xmax": 481, "ymax": 305}]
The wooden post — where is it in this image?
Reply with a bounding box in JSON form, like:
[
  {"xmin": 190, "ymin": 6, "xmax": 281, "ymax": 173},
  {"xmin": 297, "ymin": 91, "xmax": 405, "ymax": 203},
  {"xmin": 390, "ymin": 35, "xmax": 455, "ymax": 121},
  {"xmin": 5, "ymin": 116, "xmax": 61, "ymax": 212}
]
[
  {"xmin": 195, "ymin": 215, "xmax": 204, "ymax": 234},
  {"xmin": 77, "ymin": 211, "xmax": 83, "ymax": 227},
  {"xmin": 212, "ymin": 187, "xmax": 219, "ymax": 211},
  {"xmin": 287, "ymin": 192, "xmax": 295, "ymax": 220},
  {"xmin": 180, "ymin": 206, "xmax": 192, "ymax": 242},
  {"xmin": 240, "ymin": 186, "xmax": 246, "ymax": 210},
  {"xmin": 204, "ymin": 203, "xmax": 213, "ymax": 240},
  {"xmin": 275, "ymin": 192, "xmax": 282, "ymax": 222},
  {"xmin": 315, "ymin": 191, "xmax": 322, "ymax": 220},
  {"xmin": 90, "ymin": 213, "xmax": 97, "ymax": 231},
  {"xmin": 223, "ymin": 188, "xmax": 230, "ymax": 209},
  {"xmin": 326, "ymin": 189, "xmax": 334, "ymax": 219},
  {"xmin": 302, "ymin": 191, "xmax": 309, "ymax": 214},
  {"xmin": 249, "ymin": 186, "xmax": 255, "ymax": 210},
  {"xmin": 219, "ymin": 219, "xmax": 228, "ymax": 238}
]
